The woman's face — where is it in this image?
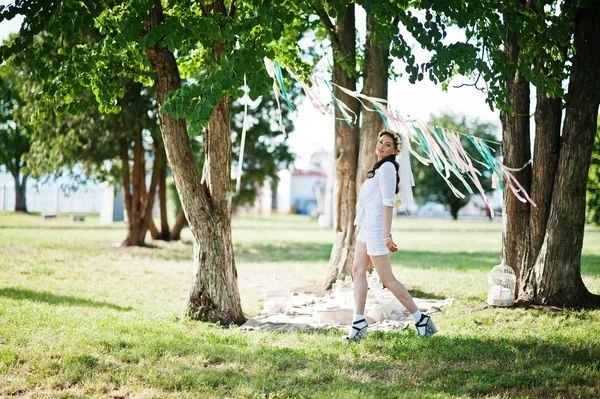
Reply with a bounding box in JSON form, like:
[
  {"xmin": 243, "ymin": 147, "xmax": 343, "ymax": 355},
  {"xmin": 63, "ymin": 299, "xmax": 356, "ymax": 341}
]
[{"xmin": 376, "ymin": 134, "xmax": 398, "ymax": 160}]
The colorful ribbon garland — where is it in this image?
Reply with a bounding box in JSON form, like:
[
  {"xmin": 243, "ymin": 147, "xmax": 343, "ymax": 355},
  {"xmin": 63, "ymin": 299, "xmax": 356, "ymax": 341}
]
[{"xmin": 262, "ymin": 58, "xmax": 537, "ymax": 211}]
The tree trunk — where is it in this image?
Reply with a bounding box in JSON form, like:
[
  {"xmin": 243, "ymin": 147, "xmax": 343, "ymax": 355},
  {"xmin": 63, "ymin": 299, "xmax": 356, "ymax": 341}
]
[
  {"xmin": 356, "ymin": 13, "xmax": 390, "ymax": 185},
  {"xmin": 450, "ymin": 206, "xmax": 459, "ymax": 220},
  {"xmin": 524, "ymin": 4, "xmax": 600, "ymax": 307},
  {"xmin": 519, "ymin": 84, "xmax": 562, "ymax": 300},
  {"xmin": 119, "ymin": 137, "xmax": 133, "ymax": 231},
  {"xmin": 500, "ymin": 18, "xmax": 531, "ymax": 289},
  {"xmin": 170, "ymin": 208, "xmax": 187, "ymax": 241},
  {"xmin": 187, "ymin": 94, "xmax": 245, "ymax": 322},
  {"xmin": 121, "ymin": 125, "xmax": 146, "ymax": 246},
  {"xmin": 323, "ymin": 4, "xmax": 361, "ymax": 290},
  {"xmin": 148, "ymin": 140, "xmax": 170, "ymax": 241},
  {"xmin": 144, "ymin": 0, "xmax": 245, "ymax": 324},
  {"xmin": 137, "ymin": 140, "xmax": 161, "ymax": 243},
  {"xmin": 158, "ymin": 142, "xmax": 170, "ymax": 239},
  {"xmin": 148, "ymin": 216, "xmax": 160, "ymax": 239},
  {"xmin": 11, "ymin": 167, "xmax": 27, "ymax": 212}
]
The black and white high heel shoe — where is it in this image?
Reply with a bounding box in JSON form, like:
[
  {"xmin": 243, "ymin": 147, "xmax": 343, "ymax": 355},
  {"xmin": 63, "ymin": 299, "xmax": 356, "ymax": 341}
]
[
  {"xmin": 343, "ymin": 318, "xmax": 368, "ymax": 341},
  {"xmin": 415, "ymin": 314, "xmax": 437, "ymax": 337}
]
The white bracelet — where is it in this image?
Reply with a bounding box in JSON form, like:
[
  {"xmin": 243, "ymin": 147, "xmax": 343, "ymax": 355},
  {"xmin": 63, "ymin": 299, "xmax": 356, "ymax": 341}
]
[{"xmin": 384, "ymin": 233, "xmax": 392, "ymax": 240}]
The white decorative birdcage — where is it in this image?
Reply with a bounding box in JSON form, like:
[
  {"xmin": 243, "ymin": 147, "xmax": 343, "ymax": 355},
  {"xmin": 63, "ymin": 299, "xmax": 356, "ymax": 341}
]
[
  {"xmin": 487, "ymin": 264, "xmax": 516, "ymax": 307},
  {"xmin": 262, "ymin": 274, "xmax": 290, "ymax": 314}
]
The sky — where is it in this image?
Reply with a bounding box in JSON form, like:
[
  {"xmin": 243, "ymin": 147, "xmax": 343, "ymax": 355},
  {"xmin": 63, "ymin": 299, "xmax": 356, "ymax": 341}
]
[{"xmin": 0, "ymin": 3, "xmax": 500, "ymax": 171}]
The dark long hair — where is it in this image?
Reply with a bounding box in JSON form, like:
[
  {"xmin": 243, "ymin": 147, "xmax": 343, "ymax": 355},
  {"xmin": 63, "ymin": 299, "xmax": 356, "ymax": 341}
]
[{"xmin": 367, "ymin": 132, "xmax": 400, "ymax": 194}]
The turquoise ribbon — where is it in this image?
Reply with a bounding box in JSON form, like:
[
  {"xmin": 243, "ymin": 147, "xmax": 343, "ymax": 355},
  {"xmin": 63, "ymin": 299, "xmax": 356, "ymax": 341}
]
[
  {"xmin": 413, "ymin": 125, "xmax": 444, "ymax": 174},
  {"xmin": 373, "ymin": 103, "xmax": 390, "ymax": 129},
  {"xmin": 467, "ymin": 135, "xmax": 505, "ymax": 191},
  {"xmin": 274, "ymin": 59, "xmax": 295, "ymax": 111},
  {"xmin": 433, "ymin": 126, "xmax": 460, "ymax": 170},
  {"xmin": 322, "ymin": 79, "xmax": 354, "ymax": 127}
]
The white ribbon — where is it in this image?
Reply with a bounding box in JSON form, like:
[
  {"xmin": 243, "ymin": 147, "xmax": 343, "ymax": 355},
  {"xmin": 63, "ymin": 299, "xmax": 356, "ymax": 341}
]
[
  {"xmin": 235, "ymin": 74, "xmax": 249, "ymax": 194},
  {"xmin": 397, "ymin": 132, "xmax": 416, "ymax": 212}
]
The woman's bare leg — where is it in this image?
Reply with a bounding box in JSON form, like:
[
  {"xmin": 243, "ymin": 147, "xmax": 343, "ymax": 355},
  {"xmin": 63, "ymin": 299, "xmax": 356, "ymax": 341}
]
[
  {"xmin": 352, "ymin": 241, "xmax": 370, "ymax": 315},
  {"xmin": 343, "ymin": 241, "xmax": 370, "ymax": 340},
  {"xmin": 370, "ymin": 254, "xmax": 418, "ymax": 314}
]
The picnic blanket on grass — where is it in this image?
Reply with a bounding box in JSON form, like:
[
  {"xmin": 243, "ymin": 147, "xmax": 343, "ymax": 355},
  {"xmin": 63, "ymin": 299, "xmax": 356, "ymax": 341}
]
[{"xmin": 241, "ymin": 291, "xmax": 453, "ymax": 333}]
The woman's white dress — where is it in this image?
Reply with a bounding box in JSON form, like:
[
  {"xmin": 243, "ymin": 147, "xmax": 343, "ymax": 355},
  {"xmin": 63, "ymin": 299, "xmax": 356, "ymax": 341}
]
[{"xmin": 354, "ymin": 161, "xmax": 396, "ymax": 256}]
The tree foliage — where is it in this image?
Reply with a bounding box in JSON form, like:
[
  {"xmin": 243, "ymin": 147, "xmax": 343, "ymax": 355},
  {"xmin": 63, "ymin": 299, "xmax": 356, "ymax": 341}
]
[
  {"xmin": 388, "ymin": 0, "xmax": 577, "ymax": 110},
  {"xmin": 0, "ymin": 1, "xmax": 309, "ymax": 130},
  {"xmin": 0, "ymin": 60, "xmax": 29, "ymax": 174},
  {"xmin": 26, "ymin": 80, "xmax": 159, "ymax": 190},
  {"xmin": 586, "ymin": 118, "xmax": 600, "ymax": 226},
  {"xmin": 0, "ymin": 52, "xmax": 32, "ymax": 211}
]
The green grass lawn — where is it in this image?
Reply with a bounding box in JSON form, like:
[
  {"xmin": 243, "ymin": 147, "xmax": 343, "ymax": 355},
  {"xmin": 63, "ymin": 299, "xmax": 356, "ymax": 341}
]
[{"xmin": 0, "ymin": 211, "xmax": 599, "ymax": 398}]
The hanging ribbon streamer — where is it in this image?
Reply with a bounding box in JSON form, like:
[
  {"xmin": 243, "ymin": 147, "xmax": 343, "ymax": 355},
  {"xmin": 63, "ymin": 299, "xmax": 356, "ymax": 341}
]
[
  {"xmin": 274, "ymin": 59, "xmax": 295, "ymax": 111},
  {"xmin": 235, "ymin": 75, "xmax": 250, "ymax": 194},
  {"xmin": 373, "ymin": 103, "xmax": 390, "ymax": 128},
  {"xmin": 288, "ymin": 69, "xmax": 331, "ymax": 116},
  {"xmin": 264, "ymin": 58, "xmax": 288, "ymax": 136},
  {"xmin": 397, "ymin": 132, "xmax": 416, "ymax": 211},
  {"xmin": 320, "ymin": 78, "xmax": 357, "ymax": 126}
]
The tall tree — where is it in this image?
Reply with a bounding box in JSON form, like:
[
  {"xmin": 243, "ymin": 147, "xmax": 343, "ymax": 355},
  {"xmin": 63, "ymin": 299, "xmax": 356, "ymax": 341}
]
[
  {"xmin": 312, "ymin": 2, "xmax": 361, "ymax": 288},
  {"xmin": 355, "ymin": 12, "xmax": 392, "ymax": 184},
  {"xmin": 148, "ymin": 140, "xmax": 171, "ymax": 242},
  {"xmin": 405, "ymin": 0, "xmax": 600, "ymax": 306},
  {"xmin": 311, "ymin": 3, "xmax": 404, "ymax": 288},
  {"xmin": 25, "ymin": 79, "xmax": 162, "ymax": 247},
  {"xmin": 1, "ymin": 0, "xmax": 303, "ymax": 323},
  {"xmin": 525, "ymin": 3, "xmax": 600, "ymax": 307},
  {"xmin": 499, "ymin": 3, "xmax": 532, "ymax": 297},
  {"xmin": 0, "ymin": 59, "xmax": 30, "ymax": 212}
]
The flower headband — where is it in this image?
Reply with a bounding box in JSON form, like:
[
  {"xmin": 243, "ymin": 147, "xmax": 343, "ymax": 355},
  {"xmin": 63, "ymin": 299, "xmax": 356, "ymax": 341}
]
[{"xmin": 378, "ymin": 129, "xmax": 402, "ymax": 153}]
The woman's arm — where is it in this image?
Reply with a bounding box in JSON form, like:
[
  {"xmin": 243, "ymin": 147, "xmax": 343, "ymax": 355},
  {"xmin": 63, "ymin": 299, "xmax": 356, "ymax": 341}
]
[
  {"xmin": 383, "ymin": 205, "xmax": 397, "ymax": 251},
  {"xmin": 378, "ymin": 162, "xmax": 398, "ymax": 252},
  {"xmin": 383, "ymin": 205, "xmax": 393, "ymax": 237}
]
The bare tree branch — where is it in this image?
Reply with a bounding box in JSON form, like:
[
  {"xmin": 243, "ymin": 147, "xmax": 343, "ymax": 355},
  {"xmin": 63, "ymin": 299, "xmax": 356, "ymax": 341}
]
[
  {"xmin": 309, "ymin": 2, "xmax": 339, "ymax": 49},
  {"xmin": 229, "ymin": 0, "xmax": 237, "ymax": 18}
]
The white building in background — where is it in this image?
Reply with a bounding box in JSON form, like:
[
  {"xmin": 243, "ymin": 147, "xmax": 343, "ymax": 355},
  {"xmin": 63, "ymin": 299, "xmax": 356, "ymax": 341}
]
[
  {"xmin": 275, "ymin": 169, "xmax": 327, "ymax": 216},
  {"xmin": 0, "ymin": 171, "xmax": 104, "ymax": 214},
  {"xmin": 246, "ymin": 148, "xmax": 332, "ymax": 219},
  {"xmin": 0, "ymin": 170, "xmax": 123, "ymax": 223},
  {"xmin": 99, "ymin": 183, "xmax": 125, "ymax": 223}
]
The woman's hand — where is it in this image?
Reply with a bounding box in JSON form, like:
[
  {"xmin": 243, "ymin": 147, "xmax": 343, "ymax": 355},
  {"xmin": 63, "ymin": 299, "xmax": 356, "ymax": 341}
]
[{"xmin": 385, "ymin": 236, "xmax": 398, "ymax": 252}]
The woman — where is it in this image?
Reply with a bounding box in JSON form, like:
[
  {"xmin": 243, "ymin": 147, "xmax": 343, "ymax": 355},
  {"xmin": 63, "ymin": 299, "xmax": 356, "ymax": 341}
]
[{"xmin": 345, "ymin": 129, "xmax": 436, "ymax": 340}]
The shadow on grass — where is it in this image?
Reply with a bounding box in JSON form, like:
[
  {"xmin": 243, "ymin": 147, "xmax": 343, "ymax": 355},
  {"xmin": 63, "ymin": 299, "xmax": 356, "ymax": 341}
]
[
  {"xmin": 234, "ymin": 242, "xmax": 333, "ymax": 263},
  {"xmin": 394, "ymin": 251, "xmax": 600, "ymax": 277},
  {"xmin": 0, "ymin": 287, "xmax": 132, "ymax": 311},
  {"xmin": 88, "ymin": 326, "xmax": 600, "ymax": 398},
  {"xmin": 406, "ymin": 288, "xmax": 447, "ymax": 300},
  {"xmin": 234, "ymin": 244, "xmax": 501, "ymax": 268},
  {"xmin": 108, "ymin": 240, "xmax": 600, "ymax": 278},
  {"xmin": 0, "ymin": 225, "xmax": 123, "ymax": 230}
]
